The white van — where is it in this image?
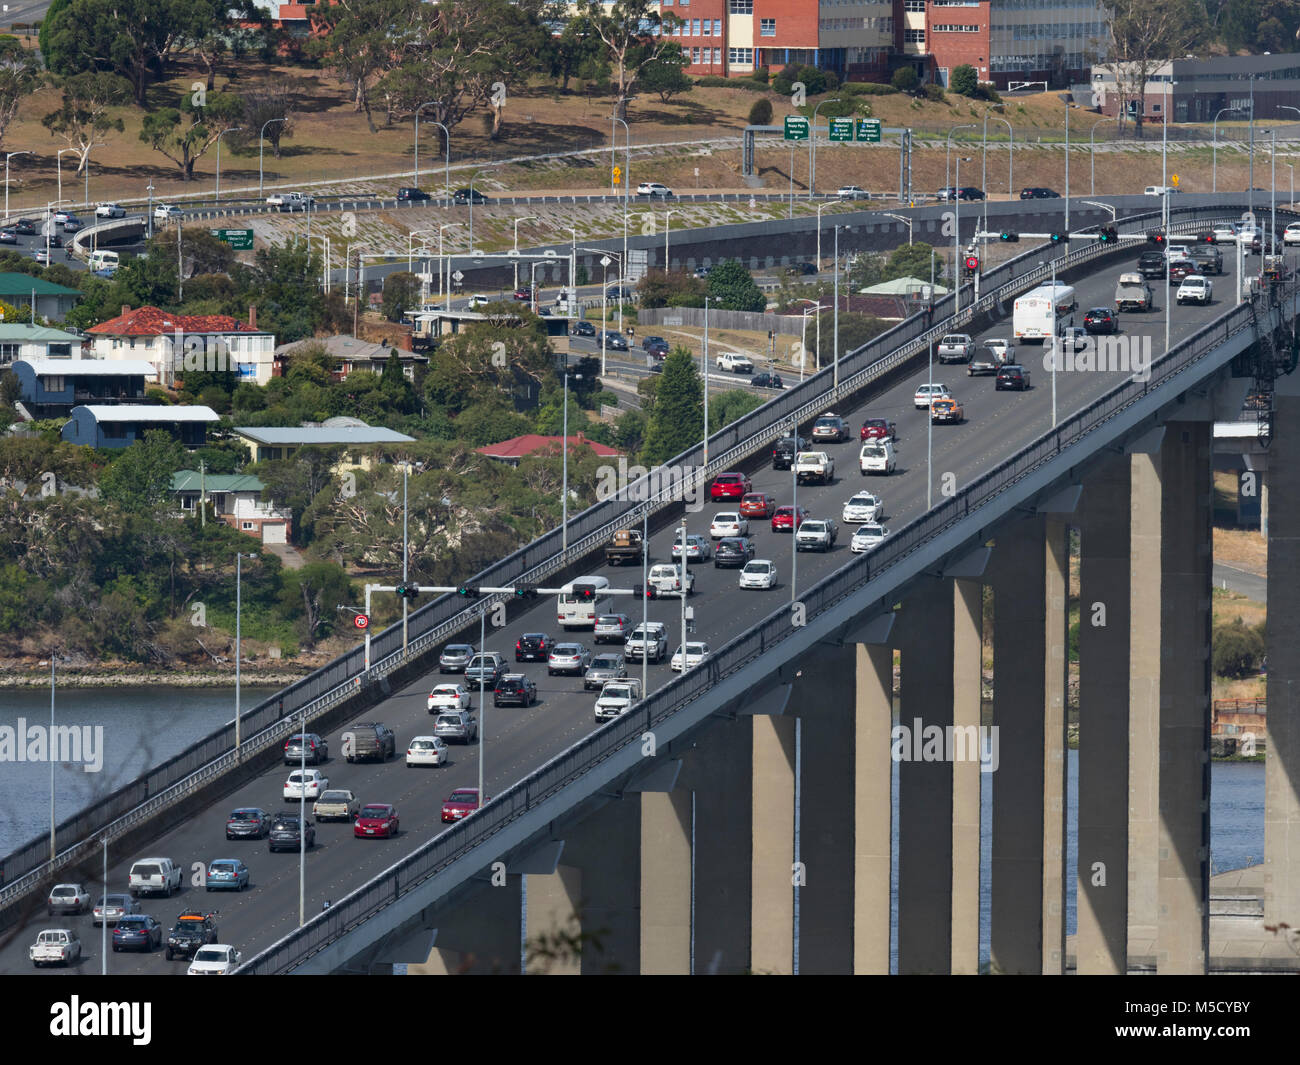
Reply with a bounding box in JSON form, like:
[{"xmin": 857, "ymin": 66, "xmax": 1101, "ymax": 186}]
[
  {"xmin": 557, "ymin": 575, "xmax": 612, "ymax": 629},
  {"xmin": 87, "ymin": 250, "xmax": 119, "ymax": 270},
  {"xmin": 859, "ymin": 440, "xmax": 896, "ymax": 475}
]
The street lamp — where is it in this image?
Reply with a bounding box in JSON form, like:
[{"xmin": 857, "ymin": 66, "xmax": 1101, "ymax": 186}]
[
  {"xmin": 796, "ymin": 297, "xmax": 820, "ymax": 381},
  {"xmin": 4, "ymin": 150, "xmax": 30, "ymax": 219},
  {"xmin": 809, "ymin": 97, "xmax": 848, "ymax": 198},
  {"xmin": 1088, "ymin": 117, "xmax": 1108, "ymax": 196},
  {"xmin": 215, "ymin": 126, "xmax": 244, "ymax": 204},
  {"xmin": 234, "ymin": 551, "xmax": 257, "ymax": 754},
  {"xmin": 258, "ymin": 117, "xmax": 288, "ymax": 199},
  {"xmin": 408, "ymin": 227, "xmax": 437, "ymax": 273},
  {"xmin": 981, "ymin": 114, "xmax": 1013, "ymax": 208},
  {"xmin": 146, "ymin": 182, "xmax": 155, "ymax": 240},
  {"xmin": 512, "ymin": 214, "xmax": 537, "ymax": 290},
  {"xmin": 815, "ymin": 198, "xmax": 839, "ymax": 269},
  {"xmin": 400, "ymin": 461, "xmax": 411, "ymax": 653},
  {"xmin": 1212, "ymin": 107, "xmax": 1241, "ymax": 193},
  {"xmin": 663, "ymin": 208, "xmax": 676, "ymax": 270},
  {"xmin": 562, "ymin": 370, "xmax": 583, "ymax": 551},
  {"xmin": 438, "ymin": 223, "xmax": 463, "ymax": 311},
  {"xmin": 530, "ymin": 259, "xmax": 545, "ymax": 312},
  {"xmin": 953, "ymin": 157, "xmax": 971, "ymax": 315},
  {"xmin": 883, "ymin": 211, "xmax": 913, "ymax": 245},
  {"xmin": 611, "ymin": 114, "xmax": 631, "ymax": 205},
  {"xmin": 945, "ymin": 124, "xmax": 976, "ymax": 191},
  {"xmin": 1064, "ymin": 99, "xmax": 1071, "ymax": 233}
]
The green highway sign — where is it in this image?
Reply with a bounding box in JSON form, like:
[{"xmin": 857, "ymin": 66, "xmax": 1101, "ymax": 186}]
[
  {"xmin": 828, "ymin": 117, "xmax": 854, "ymax": 142},
  {"xmin": 783, "ymin": 115, "xmax": 809, "ymax": 141},
  {"xmin": 211, "ymin": 228, "xmax": 254, "ymax": 250},
  {"xmin": 856, "ymin": 118, "xmax": 882, "ymax": 143}
]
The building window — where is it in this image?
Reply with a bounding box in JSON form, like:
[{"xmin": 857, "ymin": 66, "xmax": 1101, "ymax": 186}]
[
  {"xmin": 760, "ymin": 17, "xmax": 775, "ymax": 35},
  {"xmin": 42, "ymin": 375, "xmax": 64, "ymax": 392},
  {"xmin": 242, "ymin": 521, "xmax": 254, "ymax": 530},
  {"xmin": 692, "ymin": 17, "xmax": 700, "ymax": 34},
  {"xmin": 728, "ymin": 47, "xmax": 754, "ymax": 63},
  {"xmin": 181, "ymin": 496, "xmax": 195, "ymax": 511},
  {"xmin": 712, "ymin": 18, "xmax": 721, "ymax": 34},
  {"xmin": 933, "ymin": 23, "xmax": 980, "ymax": 31},
  {"xmin": 713, "ymin": 47, "xmax": 721, "ymax": 63},
  {"xmin": 904, "ymin": 0, "xmax": 925, "ymax": 9},
  {"xmin": 904, "ymin": 28, "xmax": 925, "ymax": 42},
  {"xmin": 692, "ymin": 46, "xmax": 700, "ymax": 61},
  {"xmin": 102, "ymin": 422, "xmax": 126, "ymax": 439},
  {"xmin": 0, "ymin": 343, "xmax": 18, "ymax": 360},
  {"xmin": 47, "ymin": 343, "xmax": 71, "ymax": 357},
  {"xmin": 728, "ymin": 0, "xmax": 752, "ymax": 12}
]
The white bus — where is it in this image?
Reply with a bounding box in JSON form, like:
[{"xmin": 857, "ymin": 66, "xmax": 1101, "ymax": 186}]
[
  {"xmin": 1013, "ymin": 283, "xmax": 1076, "ymax": 342},
  {"xmin": 556, "ymin": 575, "xmax": 612, "ymax": 629}
]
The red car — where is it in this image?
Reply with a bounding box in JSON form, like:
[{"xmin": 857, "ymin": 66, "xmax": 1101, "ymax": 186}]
[
  {"xmin": 860, "ymin": 418, "xmax": 897, "ymax": 441},
  {"xmin": 441, "ymin": 787, "xmax": 486, "ymax": 823},
  {"xmin": 513, "ymin": 288, "xmax": 531, "ymax": 301},
  {"xmin": 739, "ymin": 492, "xmax": 776, "ymax": 519},
  {"xmin": 354, "ymin": 803, "xmax": 399, "ymax": 838},
  {"xmin": 709, "ymin": 472, "xmax": 752, "ymax": 501},
  {"xmin": 771, "ymin": 505, "xmax": 810, "ymax": 533}
]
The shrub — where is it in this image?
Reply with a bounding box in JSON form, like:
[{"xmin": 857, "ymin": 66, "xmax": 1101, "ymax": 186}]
[
  {"xmin": 950, "ymin": 64, "xmax": 978, "ymax": 97},
  {"xmin": 694, "ymin": 75, "xmax": 765, "ymax": 92},
  {"xmin": 842, "ymin": 81, "xmax": 898, "ymax": 96},
  {"xmin": 924, "ymin": 83, "xmax": 947, "ymax": 103},
  {"xmin": 750, "ymin": 67, "xmax": 770, "ymax": 84},
  {"xmin": 1212, "ymin": 617, "xmax": 1264, "ymax": 678},
  {"xmin": 891, "ymin": 67, "xmax": 918, "ymax": 92},
  {"xmin": 748, "ymin": 97, "xmax": 773, "ymax": 125}
]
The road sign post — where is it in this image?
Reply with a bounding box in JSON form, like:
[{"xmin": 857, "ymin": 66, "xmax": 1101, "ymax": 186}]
[
  {"xmin": 856, "ymin": 119, "xmax": 882, "ymax": 143},
  {"xmin": 210, "ymin": 228, "xmax": 253, "ymax": 250},
  {"xmin": 784, "ymin": 116, "xmax": 809, "ymax": 141},
  {"xmin": 353, "ymin": 614, "xmax": 369, "ymax": 630},
  {"xmin": 829, "ymin": 118, "xmax": 854, "ymax": 143}
]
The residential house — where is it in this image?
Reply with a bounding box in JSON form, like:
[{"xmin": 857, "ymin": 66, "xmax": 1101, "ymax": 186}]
[
  {"xmin": 475, "ymin": 432, "xmax": 623, "ymax": 467},
  {"xmin": 274, "ymin": 334, "xmax": 428, "ymax": 382},
  {"xmin": 12, "ymin": 358, "xmax": 155, "ymax": 419},
  {"xmin": 0, "ymin": 274, "xmax": 82, "ymax": 322},
  {"xmin": 0, "ymin": 324, "xmax": 84, "ymax": 367},
  {"xmin": 87, "ymin": 305, "xmax": 277, "ymax": 386},
  {"xmin": 170, "ymin": 470, "xmax": 293, "ymax": 545},
  {"xmin": 232, "ymin": 417, "xmax": 415, "ymax": 470},
  {"xmin": 61, "ymin": 404, "xmax": 220, "ymax": 449}
]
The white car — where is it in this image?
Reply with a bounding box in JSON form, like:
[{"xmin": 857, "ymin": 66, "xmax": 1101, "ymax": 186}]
[
  {"xmin": 47, "ymin": 883, "xmax": 90, "ymax": 916},
  {"xmin": 52, "ymin": 209, "xmax": 72, "ymax": 224},
  {"xmin": 837, "ymin": 185, "xmax": 869, "ymax": 199},
  {"xmin": 466, "ymin": 294, "xmax": 494, "ymax": 308},
  {"xmin": 284, "ymin": 768, "xmax": 327, "ymax": 801},
  {"xmin": 427, "ymin": 683, "xmax": 472, "ymax": 712},
  {"xmin": 670, "ymin": 642, "xmax": 711, "ymax": 672},
  {"xmin": 95, "ymin": 202, "xmax": 126, "ymax": 218},
  {"xmin": 738, "ymin": 559, "xmax": 777, "ymax": 590},
  {"xmin": 406, "ymin": 735, "xmax": 450, "ymax": 767},
  {"xmin": 1176, "ymin": 275, "xmax": 1213, "ymax": 305},
  {"xmin": 187, "ymin": 944, "xmax": 241, "ymax": 975},
  {"xmin": 842, "ymin": 492, "xmax": 883, "ymax": 524},
  {"xmin": 914, "ymin": 382, "xmax": 952, "ymax": 409},
  {"xmin": 1284, "ymin": 222, "xmax": 1300, "ymax": 246},
  {"xmin": 1211, "ymin": 223, "xmax": 1240, "ymax": 244},
  {"xmin": 1238, "ymin": 224, "xmax": 1260, "ymax": 252},
  {"xmin": 709, "ymin": 511, "xmax": 749, "ymax": 538},
  {"xmin": 636, "ymin": 181, "xmax": 673, "ymax": 198},
  {"xmin": 153, "ymin": 204, "xmax": 182, "ymax": 222},
  {"xmin": 850, "ymin": 523, "xmax": 890, "ymax": 552}
]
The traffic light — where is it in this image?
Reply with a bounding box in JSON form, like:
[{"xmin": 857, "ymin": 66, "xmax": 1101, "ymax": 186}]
[
  {"xmin": 513, "ymin": 586, "xmax": 538, "ymax": 599},
  {"xmin": 395, "ymin": 582, "xmax": 417, "ymax": 600},
  {"xmin": 1098, "ymin": 225, "xmax": 1118, "ymax": 244},
  {"xmin": 999, "ymin": 231, "xmax": 1020, "ymax": 243},
  {"xmin": 571, "ymin": 582, "xmax": 598, "ymax": 601},
  {"xmin": 1147, "ymin": 230, "xmax": 1166, "ymax": 246},
  {"xmin": 456, "ymin": 586, "xmax": 479, "ymax": 599},
  {"xmin": 1049, "ymin": 232, "xmax": 1067, "ymax": 245},
  {"xmin": 964, "ymin": 255, "xmax": 980, "ymax": 275},
  {"xmin": 642, "ymin": 583, "xmax": 656, "ymax": 600}
]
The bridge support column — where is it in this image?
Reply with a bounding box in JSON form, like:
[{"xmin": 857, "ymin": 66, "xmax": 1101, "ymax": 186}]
[
  {"xmin": 639, "ymin": 790, "xmax": 692, "ymax": 974},
  {"xmin": 1076, "ymin": 456, "xmax": 1132, "ymax": 974},
  {"xmin": 1267, "ymin": 387, "xmax": 1300, "ymax": 924},
  {"xmin": 990, "ymin": 514, "xmax": 1069, "ymax": 974},
  {"xmin": 525, "ymin": 864, "xmax": 582, "ymax": 975},
  {"xmin": 412, "ymin": 875, "xmax": 523, "ymax": 975},
  {"xmin": 751, "ymin": 714, "xmax": 797, "ymax": 975}
]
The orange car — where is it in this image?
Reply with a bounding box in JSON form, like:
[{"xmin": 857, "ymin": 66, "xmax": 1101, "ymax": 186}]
[
  {"xmin": 739, "ymin": 492, "xmax": 776, "ymax": 519},
  {"xmin": 930, "ymin": 398, "xmax": 965, "ymax": 424}
]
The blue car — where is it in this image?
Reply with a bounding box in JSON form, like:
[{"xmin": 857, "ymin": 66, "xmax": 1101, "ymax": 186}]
[
  {"xmin": 205, "ymin": 858, "xmax": 250, "ymax": 892},
  {"xmin": 112, "ymin": 914, "xmax": 162, "ymax": 952}
]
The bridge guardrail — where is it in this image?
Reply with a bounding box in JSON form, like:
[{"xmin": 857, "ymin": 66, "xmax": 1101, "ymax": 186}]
[
  {"xmin": 236, "ymin": 216, "xmax": 1294, "ymax": 973},
  {"xmin": 0, "ymin": 201, "xmax": 1264, "ymax": 912}
]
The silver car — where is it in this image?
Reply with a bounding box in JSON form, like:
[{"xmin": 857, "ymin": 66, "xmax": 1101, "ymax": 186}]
[
  {"xmin": 671, "ymin": 534, "xmax": 713, "ymax": 563},
  {"xmin": 439, "ymin": 643, "xmax": 475, "ymax": 673},
  {"xmin": 312, "ymin": 789, "xmax": 359, "ymax": 822},
  {"xmin": 93, "ymin": 894, "xmax": 139, "ymax": 926},
  {"xmin": 548, "ymin": 643, "xmax": 591, "ymax": 676},
  {"xmin": 593, "ymin": 614, "xmax": 631, "ymax": 644},
  {"xmin": 434, "ymin": 711, "xmax": 478, "ymax": 744},
  {"xmin": 584, "ymin": 652, "xmax": 628, "ymax": 691}
]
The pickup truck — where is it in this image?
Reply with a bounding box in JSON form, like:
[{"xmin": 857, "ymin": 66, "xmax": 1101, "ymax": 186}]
[
  {"xmin": 266, "ymin": 191, "xmax": 313, "ymax": 210},
  {"xmin": 624, "ymin": 622, "xmax": 668, "ymax": 663},
  {"xmin": 129, "ymin": 857, "xmax": 182, "ymax": 898},
  {"xmin": 1115, "ymin": 273, "xmax": 1154, "ymax": 312},
  {"xmin": 795, "ymin": 451, "xmax": 835, "ymax": 485},
  {"xmin": 937, "ymin": 334, "xmax": 975, "ymax": 364},
  {"xmin": 646, "ymin": 562, "xmax": 694, "ymax": 598},
  {"xmin": 344, "ymin": 722, "xmax": 397, "ymax": 763},
  {"xmin": 30, "ymin": 929, "xmax": 81, "ymax": 967},
  {"xmin": 930, "ymin": 398, "xmax": 965, "ymax": 424},
  {"xmin": 716, "ymin": 352, "xmax": 754, "ymax": 373},
  {"xmin": 605, "ymin": 528, "xmax": 646, "ymax": 566},
  {"xmin": 967, "ymin": 340, "xmax": 1006, "ymax": 376},
  {"xmin": 595, "ymin": 679, "xmax": 643, "ymax": 722},
  {"xmin": 1176, "ymin": 275, "xmax": 1213, "ymax": 305},
  {"xmin": 795, "ymin": 518, "xmax": 839, "ymax": 552}
]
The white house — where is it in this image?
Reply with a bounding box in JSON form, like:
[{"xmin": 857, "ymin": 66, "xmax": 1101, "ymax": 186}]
[{"xmin": 86, "ymin": 305, "xmax": 277, "ymax": 386}]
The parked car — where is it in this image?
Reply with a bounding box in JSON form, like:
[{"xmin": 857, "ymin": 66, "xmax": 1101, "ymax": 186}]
[
  {"xmin": 205, "ymin": 858, "xmax": 250, "ymax": 891},
  {"xmin": 714, "ymin": 536, "xmax": 757, "ymax": 568},
  {"xmin": 406, "ymin": 735, "xmax": 450, "ymax": 767},
  {"xmin": 226, "ymin": 807, "xmax": 271, "ymax": 840},
  {"xmin": 355, "ymin": 803, "xmax": 400, "ymax": 838}
]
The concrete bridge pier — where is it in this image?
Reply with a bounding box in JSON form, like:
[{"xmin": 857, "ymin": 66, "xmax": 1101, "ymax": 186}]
[{"xmin": 411, "ymin": 874, "xmax": 524, "ymax": 975}]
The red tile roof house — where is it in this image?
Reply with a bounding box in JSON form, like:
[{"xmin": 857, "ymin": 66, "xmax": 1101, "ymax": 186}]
[
  {"xmin": 475, "ymin": 433, "xmax": 623, "ymax": 466},
  {"xmin": 87, "ymin": 305, "xmax": 276, "ymax": 386}
]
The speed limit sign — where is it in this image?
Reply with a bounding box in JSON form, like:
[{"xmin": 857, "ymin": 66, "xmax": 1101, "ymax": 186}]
[{"xmin": 353, "ymin": 614, "xmax": 370, "ymax": 630}]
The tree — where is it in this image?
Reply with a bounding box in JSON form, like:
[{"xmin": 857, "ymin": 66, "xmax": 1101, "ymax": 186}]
[
  {"xmin": 139, "ymin": 92, "xmax": 244, "ymax": 180},
  {"xmin": 422, "ymin": 316, "xmax": 556, "ymax": 414},
  {"xmin": 950, "ymin": 64, "xmax": 978, "ymax": 97},
  {"xmin": 543, "ymin": 14, "xmax": 609, "ymax": 92},
  {"xmin": 707, "ymin": 259, "xmax": 766, "ymax": 313},
  {"xmin": 309, "ymin": 0, "xmax": 418, "ymax": 133},
  {"xmin": 278, "ymin": 561, "xmax": 352, "ymax": 647},
  {"xmin": 642, "ymin": 347, "xmax": 702, "ymax": 465},
  {"xmin": 638, "ymin": 42, "xmax": 692, "ymax": 104},
  {"xmin": 41, "ymin": 72, "xmax": 131, "ymax": 175},
  {"xmin": 235, "ymin": 79, "xmax": 296, "ymax": 159},
  {"xmin": 884, "ymin": 241, "xmax": 945, "ymax": 285},
  {"xmin": 1099, "ymin": 0, "xmax": 1208, "ymax": 137},
  {"xmin": 576, "ymin": 0, "xmax": 680, "ymax": 121},
  {"xmin": 636, "ymin": 268, "xmax": 706, "ymax": 309},
  {"xmin": 747, "ymin": 97, "xmax": 773, "ymax": 126},
  {"xmin": 1212, "ymin": 617, "xmax": 1264, "ymax": 678},
  {"xmin": 98, "ymin": 430, "xmax": 186, "ymax": 511},
  {"xmin": 0, "ymin": 37, "xmax": 43, "ymax": 152},
  {"xmin": 707, "ymin": 389, "xmax": 764, "ymax": 435},
  {"xmin": 381, "ymin": 270, "xmax": 420, "ymax": 322},
  {"xmin": 891, "ymin": 67, "xmax": 918, "ymax": 92}
]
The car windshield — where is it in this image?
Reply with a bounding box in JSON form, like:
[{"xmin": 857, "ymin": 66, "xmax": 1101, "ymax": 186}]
[
  {"xmin": 194, "ymin": 948, "xmax": 225, "ymax": 962},
  {"xmin": 319, "ymin": 791, "xmax": 349, "ymax": 802},
  {"xmin": 99, "ymin": 895, "xmax": 128, "ymax": 907},
  {"xmin": 597, "ymin": 615, "xmax": 622, "ymax": 625},
  {"xmin": 176, "ymin": 918, "xmax": 204, "ymax": 930},
  {"xmin": 592, "ymin": 656, "xmax": 619, "ymax": 668},
  {"xmin": 449, "ymin": 791, "xmax": 478, "ymax": 803},
  {"xmin": 554, "ymin": 645, "xmax": 581, "ymax": 655}
]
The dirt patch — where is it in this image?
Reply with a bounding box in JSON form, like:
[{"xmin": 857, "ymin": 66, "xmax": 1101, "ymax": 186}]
[{"xmin": 1215, "ymin": 525, "xmax": 1267, "ymax": 575}]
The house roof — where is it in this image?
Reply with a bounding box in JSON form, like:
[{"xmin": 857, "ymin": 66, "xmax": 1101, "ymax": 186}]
[
  {"xmin": 233, "ymin": 425, "xmax": 415, "ymax": 446},
  {"xmin": 476, "ymin": 433, "xmax": 623, "ymax": 460},
  {"xmin": 860, "ymin": 277, "xmax": 950, "ymax": 296},
  {"xmin": 275, "ymin": 334, "xmax": 425, "ymax": 361},
  {"xmin": 17, "ymin": 358, "xmax": 154, "ymax": 376},
  {"xmin": 87, "ymin": 307, "xmax": 264, "ymax": 337},
  {"xmin": 171, "ymin": 470, "xmax": 265, "ymax": 493},
  {"xmin": 0, "ymin": 274, "xmax": 80, "ymax": 297},
  {"xmin": 0, "ymin": 324, "xmax": 83, "ymax": 342},
  {"xmin": 75, "ymin": 404, "xmax": 220, "ymax": 423}
]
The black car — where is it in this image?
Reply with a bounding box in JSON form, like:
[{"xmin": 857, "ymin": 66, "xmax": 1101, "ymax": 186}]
[
  {"xmin": 1137, "ymin": 250, "xmax": 1166, "ymax": 279},
  {"xmin": 515, "ymin": 632, "xmax": 553, "ymax": 662},
  {"xmin": 1019, "ymin": 187, "xmax": 1060, "ymax": 199},
  {"xmin": 995, "ymin": 364, "xmax": 1031, "ymax": 391},
  {"xmin": 165, "ymin": 912, "xmax": 218, "ymax": 960},
  {"xmin": 1188, "ymin": 245, "xmax": 1223, "ymax": 274},
  {"xmin": 11, "ymin": 219, "xmax": 34, "ymax": 234},
  {"xmin": 268, "ymin": 813, "xmax": 315, "ymax": 853},
  {"xmin": 753, "ymin": 372, "xmax": 785, "ymax": 390},
  {"xmin": 958, "ymin": 187, "xmax": 985, "ymax": 201},
  {"xmin": 641, "ymin": 335, "xmax": 666, "ymax": 351},
  {"xmin": 453, "ymin": 187, "xmax": 488, "ymax": 205},
  {"xmin": 494, "ymin": 674, "xmax": 538, "ymax": 707},
  {"xmin": 599, "ymin": 330, "xmax": 629, "ymax": 351},
  {"xmin": 396, "ymin": 186, "xmax": 431, "ymax": 202},
  {"xmin": 785, "ymin": 261, "xmax": 818, "ymax": 276},
  {"xmin": 714, "ymin": 536, "xmax": 757, "ymax": 568},
  {"xmin": 572, "ymin": 320, "xmax": 596, "ymax": 337},
  {"xmin": 42, "ymin": 233, "xmax": 62, "ymax": 248},
  {"xmin": 226, "ymin": 807, "xmax": 271, "ymax": 840},
  {"xmin": 1083, "ymin": 307, "xmax": 1117, "ymax": 334},
  {"xmin": 771, "ymin": 433, "xmax": 807, "ymax": 469}
]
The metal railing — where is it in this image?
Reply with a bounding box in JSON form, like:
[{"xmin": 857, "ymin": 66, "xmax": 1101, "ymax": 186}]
[
  {"xmin": 0, "ymin": 201, "xmax": 1264, "ymax": 910},
  {"xmin": 241, "ymin": 276, "xmax": 1292, "ymax": 974}
]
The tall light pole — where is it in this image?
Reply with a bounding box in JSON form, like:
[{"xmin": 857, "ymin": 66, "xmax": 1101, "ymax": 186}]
[
  {"xmin": 833, "ymin": 224, "xmax": 848, "ymax": 388},
  {"xmin": 1249, "ymin": 73, "xmax": 1256, "ymax": 218},
  {"xmin": 981, "ymin": 114, "xmax": 1013, "ymax": 205},
  {"xmin": 1088, "ymin": 117, "xmax": 1108, "ymax": 196},
  {"xmin": 945, "ymin": 124, "xmax": 976, "ymax": 191},
  {"xmin": 562, "ymin": 371, "xmax": 582, "ymax": 551},
  {"xmin": 663, "ymin": 208, "xmax": 676, "ymax": 269},
  {"xmin": 146, "ymin": 182, "xmax": 155, "ymax": 240},
  {"xmin": 611, "ymin": 114, "xmax": 631, "ymax": 204},
  {"xmin": 512, "ymin": 215, "xmax": 537, "ymax": 290},
  {"xmin": 796, "ymin": 297, "xmax": 819, "ymax": 380},
  {"xmin": 809, "ymin": 97, "xmax": 848, "ymax": 198},
  {"xmin": 49, "ymin": 655, "xmax": 55, "ymax": 861},
  {"xmin": 611, "ymin": 114, "xmax": 631, "ymax": 327},
  {"xmin": 234, "ymin": 551, "xmax": 256, "ymax": 754},
  {"xmin": 426, "ymin": 120, "xmax": 451, "ymax": 204},
  {"xmin": 1064, "ymin": 99, "xmax": 1071, "ymax": 234},
  {"xmin": 1050, "ymin": 258, "xmax": 1059, "ymax": 426},
  {"xmin": 1212, "ymin": 107, "xmax": 1241, "ymax": 193},
  {"xmin": 298, "ymin": 697, "xmax": 307, "ymax": 927},
  {"xmin": 438, "ymin": 222, "xmax": 462, "ymax": 312},
  {"xmin": 953, "ymin": 157, "xmax": 970, "ymax": 315},
  {"xmin": 5, "ymin": 150, "xmax": 30, "ymax": 219},
  {"xmin": 82, "ymin": 148, "xmax": 90, "ymax": 210},
  {"xmin": 215, "ymin": 126, "xmax": 244, "ymax": 204},
  {"xmin": 883, "ymin": 212, "xmax": 913, "ymax": 245},
  {"xmin": 258, "ymin": 117, "xmax": 288, "ymax": 199},
  {"xmin": 815, "ymin": 199, "xmax": 838, "ymax": 269},
  {"xmin": 401, "ymin": 461, "xmax": 410, "ymax": 653}
]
